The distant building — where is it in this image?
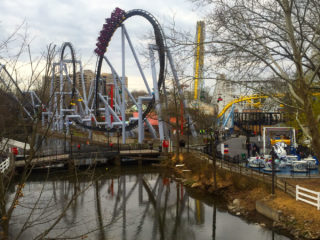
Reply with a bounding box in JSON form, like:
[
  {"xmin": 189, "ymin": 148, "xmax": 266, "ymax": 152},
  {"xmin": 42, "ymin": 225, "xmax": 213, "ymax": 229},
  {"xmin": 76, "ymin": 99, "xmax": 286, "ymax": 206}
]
[
  {"xmin": 41, "ymin": 70, "xmax": 128, "ymax": 102},
  {"xmin": 212, "ymin": 74, "xmax": 239, "ymax": 115},
  {"xmin": 76, "ymin": 69, "xmax": 95, "ymax": 94}
]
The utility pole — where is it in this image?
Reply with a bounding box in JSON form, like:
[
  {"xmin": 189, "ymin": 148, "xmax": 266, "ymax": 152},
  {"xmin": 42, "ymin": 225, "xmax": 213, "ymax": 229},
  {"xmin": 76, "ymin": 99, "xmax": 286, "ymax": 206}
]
[
  {"xmin": 187, "ymin": 117, "xmax": 190, "ymax": 153},
  {"xmin": 271, "ymin": 147, "xmax": 276, "ymax": 195},
  {"xmin": 117, "ymin": 128, "xmax": 120, "ymax": 153}
]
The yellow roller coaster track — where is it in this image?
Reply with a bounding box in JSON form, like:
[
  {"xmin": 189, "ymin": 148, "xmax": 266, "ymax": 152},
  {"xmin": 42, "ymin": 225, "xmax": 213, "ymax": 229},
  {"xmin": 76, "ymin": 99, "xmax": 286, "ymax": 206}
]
[
  {"xmin": 218, "ymin": 95, "xmax": 268, "ymax": 118},
  {"xmin": 218, "ymin": 92, "xmax": 320, "ymax": 118}
]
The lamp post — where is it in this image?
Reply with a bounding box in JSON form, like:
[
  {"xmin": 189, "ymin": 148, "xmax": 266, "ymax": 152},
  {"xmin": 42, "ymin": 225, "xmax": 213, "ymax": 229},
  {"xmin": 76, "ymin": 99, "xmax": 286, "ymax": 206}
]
[
  {"xmin": 271, "ymin": 147, "xmax": 276, "ymax": 195},
  {"xmin": 107, "ymin": 129, "xmax": 110, "ymax": 148},
  {"xmin": 70, "ymin": 130, "xmax": 73, "ymax": 158},
  {"xmin": 117, "ymin": 128, "xmax": 120, "ymax": 153},
  {"xmin": 187, "ymin": 117, "xmax": 190, "ymax": 153},
  {"xmin": 63, "ymin": 128, "xmax": 67, "ymax": 153}
]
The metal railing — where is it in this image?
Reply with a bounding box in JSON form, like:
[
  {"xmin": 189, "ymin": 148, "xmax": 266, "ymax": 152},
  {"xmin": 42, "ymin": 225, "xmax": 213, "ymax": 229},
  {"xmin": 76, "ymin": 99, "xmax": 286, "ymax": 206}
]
[
  {"xmin": 0, "ymin": 157, "xmax": 10, "ymax": 173},
  {"xmin": 190, "ymin": 145, "xmax": 297, "ymax": 198}
]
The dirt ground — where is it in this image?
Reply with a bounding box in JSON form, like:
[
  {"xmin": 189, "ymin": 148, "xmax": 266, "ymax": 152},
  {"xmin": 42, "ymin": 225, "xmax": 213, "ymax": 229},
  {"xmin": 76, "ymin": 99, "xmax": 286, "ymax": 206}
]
[{"xmin": 286, "ymin": 178, "xmax": 320, "ymax": 191}]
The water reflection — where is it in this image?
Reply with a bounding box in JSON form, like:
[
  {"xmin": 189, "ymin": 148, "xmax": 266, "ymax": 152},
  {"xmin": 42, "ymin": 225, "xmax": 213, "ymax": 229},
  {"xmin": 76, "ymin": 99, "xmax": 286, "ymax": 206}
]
[{"xmin": 10, "ymin": 168, "xmax": 290, "ymax": 240}]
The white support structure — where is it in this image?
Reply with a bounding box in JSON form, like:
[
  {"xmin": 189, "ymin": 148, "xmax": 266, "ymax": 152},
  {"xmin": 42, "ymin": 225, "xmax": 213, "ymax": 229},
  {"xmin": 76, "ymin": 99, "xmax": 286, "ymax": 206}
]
[
  {"xmin": 123, "ymin": 25, "xmax": 151, "ymax": 95},
  {"xmin": 296, "ymin": 185, "xmax": 320, "ymax": 210},
  {"xmin": 138, "ymin": 96, "xmax": 153, "ymax": 143},
  {"xmin": 121, "ymin": 26, "xmax": 126, "ymax": 144},
  {"xmin": 149, "ymin": 45, "xmax": 165, "ymax": 141}
]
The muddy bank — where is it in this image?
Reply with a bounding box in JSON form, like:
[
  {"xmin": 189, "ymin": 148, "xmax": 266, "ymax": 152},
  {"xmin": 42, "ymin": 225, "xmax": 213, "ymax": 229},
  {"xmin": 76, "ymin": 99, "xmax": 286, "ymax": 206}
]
[{"xmin": 164, "ymin": 152, "xmax": 320, "ymax": 240}]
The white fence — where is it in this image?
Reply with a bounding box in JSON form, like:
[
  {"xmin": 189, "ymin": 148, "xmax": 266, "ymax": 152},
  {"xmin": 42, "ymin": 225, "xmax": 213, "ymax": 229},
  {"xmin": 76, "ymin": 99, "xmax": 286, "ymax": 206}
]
[
  {"xmin": 0, "ymin": 157, "xmax": 10, "ymax": 173},
  {"xmin": 296, "ymin": 185, "xmax": 320, "ymax": 210}
]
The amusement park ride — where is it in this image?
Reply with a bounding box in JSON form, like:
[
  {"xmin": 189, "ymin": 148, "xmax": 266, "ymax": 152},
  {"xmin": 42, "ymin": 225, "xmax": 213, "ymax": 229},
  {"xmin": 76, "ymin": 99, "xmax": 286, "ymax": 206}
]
[
  {"xmin": 0, "ymin": 8, "xmax": 198, "ymax": 144},
  {"xmin": 0, "ymin": 7, "xmax": 292, "ymax": 143}
]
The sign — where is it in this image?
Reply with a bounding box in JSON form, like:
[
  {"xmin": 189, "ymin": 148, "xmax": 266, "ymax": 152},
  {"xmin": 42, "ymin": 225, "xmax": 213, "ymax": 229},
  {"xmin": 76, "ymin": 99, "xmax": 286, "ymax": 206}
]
[
  {"xmin": 162, "ymin": 140, "xmax": 169, "ymax": 148},
  {"xmin": 224, "ymin": 144, "xmax": 229, "ymax": 154},
  {"xmin": 11, "ymin": 147, "xmax": 18, "ymax": 155},
  {"xmin": 221, "ymin": 143, "xmax": 229, "ymax": 155}
]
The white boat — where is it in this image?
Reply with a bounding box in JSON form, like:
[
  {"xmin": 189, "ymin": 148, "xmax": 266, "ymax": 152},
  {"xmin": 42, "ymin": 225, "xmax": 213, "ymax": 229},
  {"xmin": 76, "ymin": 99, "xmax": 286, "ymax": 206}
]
[
  {"xmin": 302, "ymin": 157, "xmax": 317, "ymax": 170},
  {"xmin": 248, "ymin": 157, "xmax": 265, "ymax": 168},
  {"xmin": 279, "ymin": 161, "xmax": 287, "ymax": 168},
  {"xmin": 263, "ymin": 161, "xmax": 280, "ymax": 172},
  {"xmin": 285, "ymin": 155, "xmax": 299, "ymax": 166},
  {"xmin": 292, "ymin": 161, "xmax": 308, "ymax": 172}
]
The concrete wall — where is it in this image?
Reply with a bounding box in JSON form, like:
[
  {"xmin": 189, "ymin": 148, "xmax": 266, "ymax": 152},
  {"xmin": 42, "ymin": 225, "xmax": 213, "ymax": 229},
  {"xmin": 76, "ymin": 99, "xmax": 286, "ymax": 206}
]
[{"xmin": 256, "ymin": 200, "xmax": 281, "ymax": 222}]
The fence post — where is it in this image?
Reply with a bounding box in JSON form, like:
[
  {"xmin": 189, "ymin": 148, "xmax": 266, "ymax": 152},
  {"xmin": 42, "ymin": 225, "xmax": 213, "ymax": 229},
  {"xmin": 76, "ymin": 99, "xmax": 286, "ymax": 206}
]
[
  {"xmin": 296, "ymin": 185, "xmax": 299, "ymax": 201},
  {"xmin": 285, "ymin": 181, "xmax": 287, "ymax": 193}
]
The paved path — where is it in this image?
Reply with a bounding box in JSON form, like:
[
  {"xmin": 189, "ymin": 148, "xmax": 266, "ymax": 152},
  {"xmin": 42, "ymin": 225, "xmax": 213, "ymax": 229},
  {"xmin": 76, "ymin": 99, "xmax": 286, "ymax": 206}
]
[
  {"xmin": 14, "ymin": 149, "xmax": 160, "ymax": 168},
  {"xmin": 15, "ymin": 154, "xmax": 70, "ymax": 167},
  {"xmin": 218, "ymin": 135, "xmax": 262, "ymax": 157}
]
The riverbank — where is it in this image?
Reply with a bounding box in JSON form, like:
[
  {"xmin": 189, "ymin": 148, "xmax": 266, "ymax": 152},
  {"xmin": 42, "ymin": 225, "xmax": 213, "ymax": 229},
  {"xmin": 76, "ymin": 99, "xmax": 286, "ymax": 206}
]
[{"xmin": 164, "ymin": 152, "xmax": 320, "ymax": 240}]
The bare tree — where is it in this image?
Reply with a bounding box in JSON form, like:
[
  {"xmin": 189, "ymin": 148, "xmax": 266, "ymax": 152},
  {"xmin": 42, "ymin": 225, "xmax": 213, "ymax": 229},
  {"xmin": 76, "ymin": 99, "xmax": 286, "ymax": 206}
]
[
  {"xmin": 0, "ymin": 26, "xmax": 104, "ymax": 240},
  {"xmin": 187, "ymin": 0, "xmax": 320, "ymax": 164}
]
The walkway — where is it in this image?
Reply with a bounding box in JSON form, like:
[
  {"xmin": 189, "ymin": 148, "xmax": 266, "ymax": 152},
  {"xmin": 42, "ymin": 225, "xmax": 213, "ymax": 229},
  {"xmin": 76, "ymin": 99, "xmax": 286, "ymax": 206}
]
[{"xmin": 14, "ymin": 149, "xmax": 160, "ymax": 168}]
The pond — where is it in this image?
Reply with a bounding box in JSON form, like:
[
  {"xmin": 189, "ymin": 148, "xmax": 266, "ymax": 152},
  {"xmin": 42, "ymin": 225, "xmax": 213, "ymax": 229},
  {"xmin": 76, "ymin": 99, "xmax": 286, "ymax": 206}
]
[{"xmin": 8, "ymin": 167, "xmax": 290, "ymax": 239}]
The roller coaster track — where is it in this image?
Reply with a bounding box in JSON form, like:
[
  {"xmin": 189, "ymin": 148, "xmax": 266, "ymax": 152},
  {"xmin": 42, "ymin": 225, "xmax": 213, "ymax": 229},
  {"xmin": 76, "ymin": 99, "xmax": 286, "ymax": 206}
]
[
  {"xmin": 218, "ymin": 92, "xmax": 320, "ymax": 119},
  {"xmin": 60, "ymin": 42, "xmax": 77, "ymax": 107},
  {"xmin": 218, "ymin": 95, "xmax": 269, "ymax": 118},
  {"xmin": 72, "ymin": 8, "xmax": 165, "ymax": 133}
]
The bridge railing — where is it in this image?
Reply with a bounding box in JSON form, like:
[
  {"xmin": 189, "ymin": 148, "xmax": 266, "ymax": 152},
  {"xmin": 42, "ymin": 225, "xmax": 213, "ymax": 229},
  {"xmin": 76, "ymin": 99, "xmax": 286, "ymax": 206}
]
[
  {"xmin": 22, "ymin": 143, "xmax": 154, "ymax": 159},
  {"xmin": 0, "ymin": 157, "xmax": 10, "ymax": 173}
]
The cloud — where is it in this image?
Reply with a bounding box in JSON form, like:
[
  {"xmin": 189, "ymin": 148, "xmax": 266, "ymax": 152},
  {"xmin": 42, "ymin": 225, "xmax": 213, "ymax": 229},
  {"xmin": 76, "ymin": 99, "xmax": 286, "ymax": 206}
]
[{"xmin": 1, "ymin": 0, "xmax": 200, "ymax": 90}]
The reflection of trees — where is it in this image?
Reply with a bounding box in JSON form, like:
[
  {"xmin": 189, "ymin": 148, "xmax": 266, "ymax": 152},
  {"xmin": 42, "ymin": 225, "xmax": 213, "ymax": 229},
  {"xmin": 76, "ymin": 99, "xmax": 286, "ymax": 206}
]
[
  {"xmin": 12, "ymin": 171, "xmax": 211, "ymax": 239},
  {"xmin": 94, "ymin": 180, "xmax": 106, "ymax": 240},
  {"xmin": 60, "ymin": 180, "xmax": 78, "ymax": 225},
  {"xmin": 131, "ymin": 175, "xmax": 199, "ymax": 240},
  {"xmin": 212, "ymin": 204, "xmax": 216, "ymax": 240}
]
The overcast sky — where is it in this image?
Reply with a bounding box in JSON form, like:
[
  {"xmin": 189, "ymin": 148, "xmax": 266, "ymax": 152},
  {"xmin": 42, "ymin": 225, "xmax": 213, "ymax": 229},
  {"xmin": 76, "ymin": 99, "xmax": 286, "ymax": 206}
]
[{"xmin": 0, "ymin": 0, "xmax": 203, "ymax": 91}]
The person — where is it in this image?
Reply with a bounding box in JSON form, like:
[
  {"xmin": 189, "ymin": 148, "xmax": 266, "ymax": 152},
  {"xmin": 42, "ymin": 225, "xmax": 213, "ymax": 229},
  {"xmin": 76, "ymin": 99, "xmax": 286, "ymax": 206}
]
[
  {"xmin": 252, "ymin": 143, "xmax": 258, "ymax": 156},
  {"xmin": 270, "ymin": 147, "xmax": 278, "ymax": 160},
  {"xmin": 246, "ymin": 138, "xmax": 251, "ymax": 157},
  {"xmin": 256, "ymin": 144, "xmax": 260, "ymax": 155}
]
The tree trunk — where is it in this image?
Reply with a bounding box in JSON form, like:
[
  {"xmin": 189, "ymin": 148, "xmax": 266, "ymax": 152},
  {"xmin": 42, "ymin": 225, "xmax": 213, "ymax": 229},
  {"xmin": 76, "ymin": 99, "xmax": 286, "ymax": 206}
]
[
  {"xmin": 210, "ymin": 135, "xmax": 217, "ymax": 189},
  {"xmin": 304, "ymin": 97, "xmax": 320, "ymax": 171},
  {"xmin": 0, "ymin": 219, "xmax": 9, "ymax": 240}
]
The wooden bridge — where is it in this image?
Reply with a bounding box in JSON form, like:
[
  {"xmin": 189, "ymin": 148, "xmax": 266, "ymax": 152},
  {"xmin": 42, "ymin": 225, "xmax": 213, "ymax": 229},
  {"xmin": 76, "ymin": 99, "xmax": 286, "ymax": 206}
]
[{"xmin": 14, "ymin": 149, "xmax": 162, "ymax": 169}]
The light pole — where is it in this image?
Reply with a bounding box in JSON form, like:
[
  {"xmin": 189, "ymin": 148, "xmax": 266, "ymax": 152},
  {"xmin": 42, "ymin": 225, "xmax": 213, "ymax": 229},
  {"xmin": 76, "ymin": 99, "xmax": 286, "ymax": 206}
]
[
  {"xmin": 271, "ymin": 147, "xmax": 276, "ymax": 195},
  {"xmin": 70, "ymin": 130, "xmax": 73, "ymax": 158},
  {"xmin": 117, "ymin": 128, "xmax": 120, "ymax": 153},
  {"xmin": 107, "ymin": 130, "xmax": 110, "ymax": 148},
  {"xmin": 63, "ymin": 128, "xmax": 67, "ymax": 153},
  {"xmin": 187, "ymin": 117, "xmax": 190, "ymax": 153}
]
